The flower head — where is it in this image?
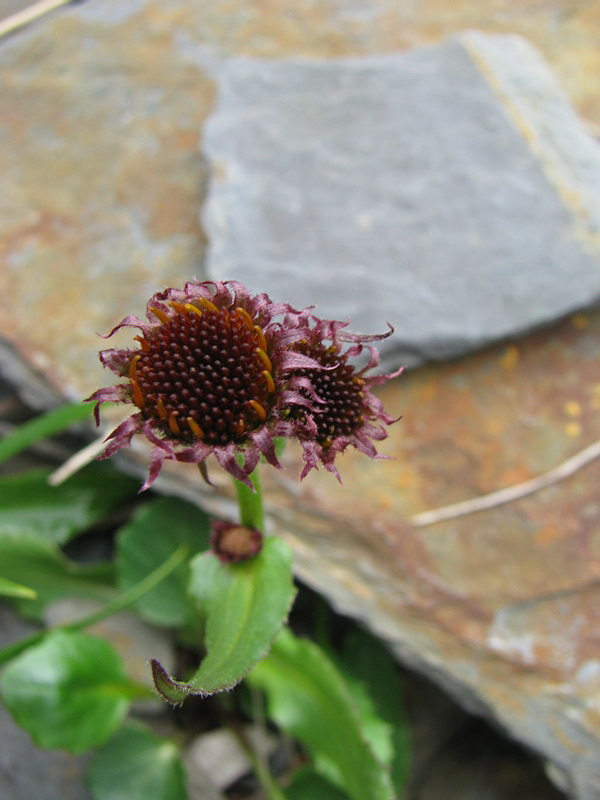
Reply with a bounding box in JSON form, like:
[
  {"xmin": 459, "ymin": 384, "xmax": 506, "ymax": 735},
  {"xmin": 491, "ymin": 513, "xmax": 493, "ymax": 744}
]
[
  {"xmin": 282, "ymin": 314, "xmax": 404, "ymax": 481},
  {"xmin": 87, "ymin": 280, "xmax": 320, "ymax": 488},
  {"xmin": 88, "ymin": 280, "xmax": 401, "ymax": 488}
]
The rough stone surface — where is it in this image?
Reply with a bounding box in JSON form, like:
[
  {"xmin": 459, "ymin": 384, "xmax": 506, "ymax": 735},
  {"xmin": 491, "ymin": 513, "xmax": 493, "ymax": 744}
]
[
  {"xmin": 0, "ymin": 0, "xmax": 30, "ymax": 20},
  {"xmin": 0, "ymin": 0, "xmax": 214, "ymax": 407},
  {"xmin": 1, "ymin": 1, "xmax": 600, "ymax": 798},
  {"xmin": 0, "ymin": 0, "xmax": 599, "ymax": 403},
  {"xmin": 0, "ymin": 702, "xmax": 93, "ymax": 800},
  {"xmin": 203, "ymin": 34, "xmax": 600, "ymax": 367},
  {"xmin": 184, "ymin": 726, "xmax": 276, "ymax": 791}
]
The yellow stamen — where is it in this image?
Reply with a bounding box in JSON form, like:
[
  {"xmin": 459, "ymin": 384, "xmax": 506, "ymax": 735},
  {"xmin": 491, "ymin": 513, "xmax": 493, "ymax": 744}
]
[
  {"xmin": 235, "ymin": 306, "xmax": 254, "ymax": 331},
  {"xmin": 134, "ymin": 335, "xmax": 150, "ymax": 352},
  {"xmin": 256, "ymin": 347, "xmax": 273, "ymax": 373},
  {"xmin": 131, "ymin": 381, "xmax": 145, "ymax": 409},
  {"xmin": 129, "ymin": 355, "xmax": 146, "ymax": 409},
  {"xmin": 353, "ymin": 376, "xmax": 365, "ymax": 386},
  {"xmin": 184, "ymin": 303, "xmax": 203, "ymax": 317},
  {"xmin": 169, "ymin": 301, "xmax": 188, "ymax": 314},
  {"xmin": 263, "ymin": 370, "xmax": 275, "ymax": 393},
  {"xmin": 321, "ymin": 436, "xmax": 333, "ymax": 448},
  {"xmin": 129, "ymin": 357, "xmax": 145, "ymax": 407},
  {"xmin": 168, "ymin": 411, "xmax": 181, "ymax": 435},
  {"xmin": 254, "ymin": 325, "xmax": 267, "ymax": 352},
  {"xmin": 249, "ymin": 399, "xmax": 267, "ymax": 421},
  {"xmin": 157, "ymin": 397, "xmax": 168, "ymax": 419},
  {"xmin": 187, "ymin": 416, "xmax": 205, "ymax": 440},
  {"xmin": 150, "ymin": 306, "xmax": 170, "ymax": 325},
  {"xmin": 199, "ymin": 297, "xmax": 219, "ymax": 312},
  {"xmin": 128, "ymin": 354, "xmax": 141, "ymax": 380}
]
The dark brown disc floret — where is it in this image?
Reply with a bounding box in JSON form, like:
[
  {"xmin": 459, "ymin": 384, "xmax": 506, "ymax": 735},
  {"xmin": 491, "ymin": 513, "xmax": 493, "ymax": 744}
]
[
  {"xmin": 293, "ymin": 342, "xmax": 365, "ymax": 448},
  {"xmin": 129, "ymin": 303, "xmax": 275, "ymax": 446}
]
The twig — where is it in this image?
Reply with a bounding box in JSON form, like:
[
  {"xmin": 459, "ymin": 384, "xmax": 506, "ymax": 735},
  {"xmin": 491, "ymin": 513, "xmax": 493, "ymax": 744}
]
[
  {"xmin": 0, "ymin": 0, "xmax": 73, "ymax": 39},
  {"xmin": 48, "ymin": 433, "xmax": 108, "ymax": 485},
  {"xmin": 411, "ymin": 437, "xmax": 600, "ymax": 527}
]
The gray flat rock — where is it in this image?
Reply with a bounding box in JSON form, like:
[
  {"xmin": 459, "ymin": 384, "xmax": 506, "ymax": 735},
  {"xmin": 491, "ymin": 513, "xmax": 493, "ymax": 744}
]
[{"xmin": 203, "ymin": 33, "xmax": 600, "ymax": 367}]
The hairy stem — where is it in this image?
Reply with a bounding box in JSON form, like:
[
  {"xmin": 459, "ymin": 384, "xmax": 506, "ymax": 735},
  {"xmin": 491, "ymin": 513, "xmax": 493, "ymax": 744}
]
[{"xmin": 234, "ymin": 467, "xmax": 265, "ymax": 531}]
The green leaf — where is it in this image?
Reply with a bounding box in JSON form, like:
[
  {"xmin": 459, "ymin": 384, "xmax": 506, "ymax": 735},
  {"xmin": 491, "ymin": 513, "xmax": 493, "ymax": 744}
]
[
  {"xmin": 116, "ymin": 496, "xmax": 210, "ymax": 628},
  {"xmin": 0, "ymin": 401, "xmax": 94, "ymax": 465},
  {"xmin": 0, "ymin": 532, "xmax": 114, "ymax": 618},
  {"xmin": 247, "ymin": 629, "xmax": 395, "ymax": 800},
  {"xmin": 0, "ymin": 543, "xmax": 189, "ymax": 667},
  {"xmin": 334, "ymin": 669, "xmax": 395, "ymax": 767},
  {"xmin": 0, "ymin": 630, "xmax": 131, "ymax": 753},
  {"xmin": 87, "ymin": 724, "xmax": 187, "ymax": 800},
  {"xmin": 284, "ymin": 768, "xmax": 351, "ymax": 800},
  {"xmin": 0, "ymin": 576, "xmax": 37, "ymax": 599},
  {"xmin": 0, "ymin": 463, "xmax": 138, "ymax": 544},
  {"xmin": 151, "ymin": 536, "xmax": 296, "ymax": 702},
  {"xmin": 338, "ymin": 629, "xmax": 411, "ymax": 793}
]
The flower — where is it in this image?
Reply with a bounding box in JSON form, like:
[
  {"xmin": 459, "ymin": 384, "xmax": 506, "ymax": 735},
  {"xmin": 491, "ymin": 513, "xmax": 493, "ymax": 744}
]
[
  {"xmin": 87, "ymin": 280, "xmax": 321, "ymax": 489},
  {"xmin": 281, "ymin": 314, "xmax": 404, "ymax": 481},
  {"xmin": 88, "ymin": 280, "xmax": 402, "ymax": 488},
  {"xmin": 210, "ymin": 520, "xmax": 263, "ymax": 563}
]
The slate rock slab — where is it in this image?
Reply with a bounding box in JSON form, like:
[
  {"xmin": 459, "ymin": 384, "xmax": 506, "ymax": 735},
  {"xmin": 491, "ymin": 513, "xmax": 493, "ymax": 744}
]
[
  {"xmin": 203, "ymin": 32, "xmax": 600, "ymax": 367},
  {"xmin": 0, "ymin": 0, "xmax": 214, "ymax": 408}
]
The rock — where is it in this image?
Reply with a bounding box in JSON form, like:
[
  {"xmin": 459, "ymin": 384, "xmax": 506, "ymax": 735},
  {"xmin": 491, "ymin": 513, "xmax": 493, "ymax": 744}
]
[
  {"xmin": 184, "ymin": 726, "xmax": 277, "ymax": 792},
  {"xmin": 0, "ymin": 702, "xmax": 93, "ymax": 800},
  {"xmin": 183, "ymin": 763, "xmax": 227, "ymax": 800},
  {"xmin": 0, "ymin": 1, "xmax": 598, "ymax": 403},
  {"xmin": 0, "ymin": 0, "xmax": 214, "ymax": 408},
  {"xmin": 403, "ymin": 668, "xmax": 564, "ymax": 799},
  {"xmin": 412, "ymin": 720, "xmax": 565, "ymax": 800},
  {"xmin": 0, "ymin": 0, "xmax": 31, "ymax": 23},
  {"xmin": 203, "ymin": 33, "xmax": 600, "ymax": 368}
]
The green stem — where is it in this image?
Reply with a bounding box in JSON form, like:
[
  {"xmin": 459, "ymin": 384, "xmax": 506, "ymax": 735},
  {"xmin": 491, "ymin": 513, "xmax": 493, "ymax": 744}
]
[
  {"xmin": 230, "ymin": 467, "xmax": 284, "ymax": 800},
  {"xmin": 229, "ymin": 716, "xmax": 287, "ymax": 800},
  {"xmin": 0, "ymin": 544, "xmax": 189, "ymax": 666},
  {"xmin": 234, "ymin": 467, "xmax": 265, "ymax": 531},
  {"xmin": 0, "ymin": 401, "xmax": 94, "ymax": 465},
  {"xmin": 102, "ymin": 681, "xmax": 155, "ymax": 701},
  {"xmin": 69, "ymin": 544, "xmax": 189, "ymax": 630},
  {"xmin": 245, "ymin": 744, "xmax": 287, "ymax": 800}
]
